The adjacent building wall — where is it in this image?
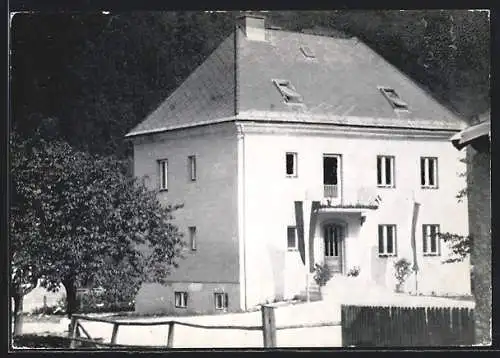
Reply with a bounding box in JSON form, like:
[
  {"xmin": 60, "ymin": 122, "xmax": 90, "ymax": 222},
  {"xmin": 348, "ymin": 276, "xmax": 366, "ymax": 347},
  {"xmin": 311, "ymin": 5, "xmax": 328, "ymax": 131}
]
[{"xmin": 132, "ymin": 122, "xmax": 240, "ymax": 314}]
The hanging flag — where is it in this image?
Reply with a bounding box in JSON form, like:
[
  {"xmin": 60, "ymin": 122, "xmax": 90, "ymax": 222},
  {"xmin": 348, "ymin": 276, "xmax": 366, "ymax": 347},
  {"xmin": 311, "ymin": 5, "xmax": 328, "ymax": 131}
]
[
  {"xmin": 410, "ymin": 201, "xmax": 421, "ymax": 272},
  {"xmin": 294, "ymin": 201, "xmax": 306, "ymax": 265}
]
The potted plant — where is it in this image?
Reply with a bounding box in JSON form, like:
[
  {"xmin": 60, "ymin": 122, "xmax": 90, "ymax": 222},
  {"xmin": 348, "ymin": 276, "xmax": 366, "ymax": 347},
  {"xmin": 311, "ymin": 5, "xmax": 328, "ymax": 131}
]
[
  {"xmin": 394, "ymin": 258, "xmax": 413, "ymax": 293},
  {"xmin": 313, "ymin": 263, "xmax": 332, "ymax": 299}
]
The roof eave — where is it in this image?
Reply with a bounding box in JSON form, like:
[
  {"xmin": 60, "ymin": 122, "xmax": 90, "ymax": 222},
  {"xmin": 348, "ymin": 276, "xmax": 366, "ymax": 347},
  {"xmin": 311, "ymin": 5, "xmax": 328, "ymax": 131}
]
[{"xmin": 450, "ymin": 120, "xmax": 491, "ymax": 150}]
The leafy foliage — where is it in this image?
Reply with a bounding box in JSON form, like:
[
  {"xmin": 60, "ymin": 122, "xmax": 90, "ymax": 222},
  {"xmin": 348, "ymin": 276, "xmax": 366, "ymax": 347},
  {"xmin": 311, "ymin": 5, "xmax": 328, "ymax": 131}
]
[
  {"xmin": 10, "ymin": 122, "xmax": 185, "ymax": 317},
  {"xmin": 313, "ymin": 263, "xmax": 332, "ymax": 287},
  {"xmin": 78, "ymin": 289, "xmax": 134, "ymax": 314},
  {"xmin": 439, "ymin": 232, "xmax": 472, "ymax": 263},
  {"xmin": 11, "ymin": 11, "xmax": 490, "ymax": 159},
  {"xmin": 394, "ymin": 258, "xmax": 413, "ymax": 292},
  {"xmin": 347, "ymin": 266, "xmax": 361, "ymax": 277}
]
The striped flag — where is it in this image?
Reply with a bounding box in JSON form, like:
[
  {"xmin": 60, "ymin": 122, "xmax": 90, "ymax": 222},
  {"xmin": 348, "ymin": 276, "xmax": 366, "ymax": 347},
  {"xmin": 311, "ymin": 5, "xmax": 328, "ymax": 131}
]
[{"xmin": 410, "ymin": 201, "xmax": 421, "ymax": 272}]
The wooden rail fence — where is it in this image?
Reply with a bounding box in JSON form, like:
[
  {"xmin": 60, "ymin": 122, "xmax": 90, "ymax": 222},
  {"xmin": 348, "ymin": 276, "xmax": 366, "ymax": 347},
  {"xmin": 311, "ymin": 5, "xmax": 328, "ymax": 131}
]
[
  {"xmin": 341, "ymin": 305, "xmax": 475, "ymax": 347},
  {"xmin": 68, "ymin": 304, "xmax": 474, "ymax": 348},
  {"xmin": 67, "ymin": 305, "xmax": 340, "ymax": 348}
]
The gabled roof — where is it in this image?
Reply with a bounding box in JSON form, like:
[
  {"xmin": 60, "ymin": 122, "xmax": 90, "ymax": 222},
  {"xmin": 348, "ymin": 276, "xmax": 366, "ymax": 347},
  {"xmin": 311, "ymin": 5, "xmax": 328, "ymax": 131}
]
[{"xmin": 126, "ymin": 27, "xmax": 465, "ymax": 138}]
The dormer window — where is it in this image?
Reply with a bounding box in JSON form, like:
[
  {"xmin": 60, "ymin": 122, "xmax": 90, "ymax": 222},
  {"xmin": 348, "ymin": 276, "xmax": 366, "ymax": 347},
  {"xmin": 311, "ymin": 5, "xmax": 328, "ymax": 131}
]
[
  {"xmin": 300, "ymin": 46, "xmax": 315, "ymax": 59},
  {"xmin": 379, "ymin": 87, "xmax": 409, "ymax": 111},
  {"xmin": 273, "ymin": 79, "xmax": 303, "ymax": 104}
]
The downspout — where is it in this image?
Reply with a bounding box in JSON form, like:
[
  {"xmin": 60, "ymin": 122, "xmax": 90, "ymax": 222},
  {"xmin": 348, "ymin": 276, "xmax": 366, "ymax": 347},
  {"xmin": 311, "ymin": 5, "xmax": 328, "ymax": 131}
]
[
  {"xmin": 234, "ymin": 26, "xmax": 248, "ymax": 311},
  {"xmin": 237, "ymin": 123, "xmax": 247, "ymax": 311}
]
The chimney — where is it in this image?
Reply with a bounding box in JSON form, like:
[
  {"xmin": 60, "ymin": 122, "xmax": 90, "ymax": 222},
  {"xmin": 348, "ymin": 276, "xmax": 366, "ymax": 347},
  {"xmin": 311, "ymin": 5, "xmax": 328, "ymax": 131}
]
[{"xmin": 237, "ymin": 13, "xmax": 266, "ymax": 42}]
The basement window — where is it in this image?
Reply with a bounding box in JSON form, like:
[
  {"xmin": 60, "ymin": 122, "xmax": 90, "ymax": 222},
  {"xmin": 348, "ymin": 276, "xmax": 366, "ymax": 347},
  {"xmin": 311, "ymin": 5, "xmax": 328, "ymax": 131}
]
[
  {"xmin": 379, "ymin": 87, "xmax": 409, "ymax": 111},
  {"xmin": 273, "ymin": 79, "xmax": 303, "ymax": 104},
  {"xmin": 174, "ymin": 291, "xmax": 188, "ymax": 308},
  {"xmin": 214, "ymin": 292, "xmax": 229, "ymax": 310},
  {"xmin": 300, "ymin": 46, "xmax": 315, "ymax": 58}
]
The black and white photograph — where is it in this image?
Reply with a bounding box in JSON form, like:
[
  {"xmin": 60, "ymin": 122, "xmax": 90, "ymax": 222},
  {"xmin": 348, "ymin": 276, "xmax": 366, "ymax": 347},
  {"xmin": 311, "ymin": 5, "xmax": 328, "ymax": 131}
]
[{"xmin": 9, "ymin": 9, "xmax": 491, "ymax": 349}]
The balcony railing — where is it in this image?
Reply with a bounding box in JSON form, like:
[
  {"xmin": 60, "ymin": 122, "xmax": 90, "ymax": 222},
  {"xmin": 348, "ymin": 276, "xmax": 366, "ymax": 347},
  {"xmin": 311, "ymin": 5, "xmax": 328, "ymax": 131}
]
[{"xmin": 324, "ymin": 184, "xmax": 338, "ymax": 198}]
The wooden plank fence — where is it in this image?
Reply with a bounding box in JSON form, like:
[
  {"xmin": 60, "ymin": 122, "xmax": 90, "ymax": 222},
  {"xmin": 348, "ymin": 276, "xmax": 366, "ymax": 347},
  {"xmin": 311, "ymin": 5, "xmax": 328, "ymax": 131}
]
[{"xmin": 341, "ymin": 305, "xmax": 475, "ymax": 347}]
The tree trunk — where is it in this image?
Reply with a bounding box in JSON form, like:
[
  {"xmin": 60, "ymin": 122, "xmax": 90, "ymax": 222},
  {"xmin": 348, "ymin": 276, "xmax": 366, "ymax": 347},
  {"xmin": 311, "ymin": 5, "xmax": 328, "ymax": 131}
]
[
  {"xmin": 468, "ymin": 149, "xmax": 491, "ymax": 345},
  {"xmin": 63, "ymin": 278, "xmax": 78, "ymax": 318},
  {"xmin": 12, "ymin": 285, "xmax": 24, "ymax": 336}
]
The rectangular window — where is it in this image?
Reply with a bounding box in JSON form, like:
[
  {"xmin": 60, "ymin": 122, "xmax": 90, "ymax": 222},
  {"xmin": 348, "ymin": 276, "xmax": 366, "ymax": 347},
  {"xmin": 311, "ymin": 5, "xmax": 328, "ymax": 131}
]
[
  {"xmin": 189, "ymin": 226, "xmax": 197, "ymax": 251},
  {"xmin": 174, "ymin": 291, "xmax": 188, "ymax": 308},
  {"xmin": 378, "ymin": 224, "xmax": 397, "ymax": 256},
  {"xmin": 188, "ymin": 155, "xmax": 196, "ymax": 181},
  {"xmin": 287, "ymin": 226, "xmax": 297, "ymax": 250},
  {"xmin": 323, "ymin": 155, "xmax": 340, "ymax": 198},
  {"xmin": 423, "ymin": 224, "xmax": 440, "ymax": 256},
  {"xmin": 158, "ymin": 159, "xmax": 168, "ymax": 191},
  {"xmin": 377, "ymin": 155, "xmax": 395, "ymax": 187},
  {"xmin": 272, "ymin": 79, "xmax": 303, "ymax": 104},
  {"xmin": 420, "ymin": 157, "xmax": 438, "ymax": 188},
  {"xmin": 214, "ymin": 292, "xmax": 229, "ymax": 310},
  {"xmin": 379, "ymin": 87, "xmax": 409, "ymax": 110},
  {"xmin": 286, "ymin": 152, "xmax": 298, "ymax": 177}
]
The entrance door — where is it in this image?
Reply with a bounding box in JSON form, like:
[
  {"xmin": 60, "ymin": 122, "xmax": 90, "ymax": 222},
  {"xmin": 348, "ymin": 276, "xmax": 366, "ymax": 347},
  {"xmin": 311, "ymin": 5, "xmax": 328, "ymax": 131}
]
[{"xmin": 324, "ymin": 224, "xmax": 343, "ymax": 273}]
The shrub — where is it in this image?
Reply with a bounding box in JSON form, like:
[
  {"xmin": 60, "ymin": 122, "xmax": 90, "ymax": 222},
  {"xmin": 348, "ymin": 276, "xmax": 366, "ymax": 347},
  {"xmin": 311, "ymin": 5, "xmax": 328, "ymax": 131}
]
[
  {"xmin": 347, "ymin": 266, "xmax": 361, "ymax": 277},
  {"xmin": 313, "ymin": 263, "xmax": 332, "ymax": 287},
  {"xmin": 30, "ymin": 295, "xmax": 66, "ymax": 315},
  {"xmin": 78, "ymin": 288, "xmax": 134, "ymax": 314},
  {"xmin": 394, "ymin": 258, "xmax": 413, "ymax": 293}
]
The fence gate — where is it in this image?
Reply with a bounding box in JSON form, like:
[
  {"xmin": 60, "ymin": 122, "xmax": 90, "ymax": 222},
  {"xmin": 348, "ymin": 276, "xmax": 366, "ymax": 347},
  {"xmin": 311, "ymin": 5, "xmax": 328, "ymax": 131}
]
[{"xmin": 341, "ymin": 305, "xmax": 475, "ymax": 347}]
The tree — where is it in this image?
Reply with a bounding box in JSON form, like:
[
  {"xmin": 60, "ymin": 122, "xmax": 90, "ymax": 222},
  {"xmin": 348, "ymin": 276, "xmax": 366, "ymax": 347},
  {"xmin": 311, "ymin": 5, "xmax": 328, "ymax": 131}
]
[
  {"xmin": 10, "ymin": 122, "xmax": 185, "ymax": 332},
  {"xmin": 439, "ymin": 233, "xmax": 472, "ymax": 264},
  {"xmin": 11, "ymin": 11, "xmax": 489, "ymax": 160}
]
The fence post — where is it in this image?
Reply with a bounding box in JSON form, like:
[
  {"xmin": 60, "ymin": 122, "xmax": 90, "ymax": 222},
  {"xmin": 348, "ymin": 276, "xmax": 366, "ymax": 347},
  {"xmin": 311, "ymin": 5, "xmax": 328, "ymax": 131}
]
[
  {"xmin": 167, "ymin": 322, "xmax": 175, "ymax": 348},
  {"xmin": 69, "ymin": 316, "xmax": 78, "ymax": 348},
  {"xmin": 110, "ymin": 323, "xmax": 119, "ymax": 345},
  {"xmin": 261, "ymin": 305, "xmax": 276, "ymax": 348}
]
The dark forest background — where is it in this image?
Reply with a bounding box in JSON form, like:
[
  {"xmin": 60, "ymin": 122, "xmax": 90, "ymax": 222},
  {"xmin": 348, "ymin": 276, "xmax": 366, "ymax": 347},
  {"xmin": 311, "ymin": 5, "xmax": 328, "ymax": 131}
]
[{"xmin": 11, "ymin": 10, "xmax": 490, "ymax": 159}]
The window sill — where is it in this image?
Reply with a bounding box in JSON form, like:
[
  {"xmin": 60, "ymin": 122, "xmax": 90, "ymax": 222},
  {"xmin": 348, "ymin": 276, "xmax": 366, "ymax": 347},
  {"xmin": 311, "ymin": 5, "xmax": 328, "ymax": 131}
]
[
  {"xmin": 377, "ymin": 185, "xmax": 395, "ymax": 189},
  {"xmin": 285, "ymin": 175, "xmax": 298, "ymax": 178},
  {"xmin": 175, "ymin": 306, "xmax": 187, "ymax": 309},
  {"xmin": 423, "ymin": 253, "xmax": 440, "ymax": 257},
  {"xmin": 287, "ymin": 248, "xmax": 298, "ymax": 252},
  {"xmin": 378, "ymin": 254, "xmax": 397, "ymax": 258},
  {"xmin": 421, "ymin": 186, "xmax": 439, "ymax": 190},
  {"xmin": 159, "ymin": 189, "xmax": 169, "ymax": 192}
]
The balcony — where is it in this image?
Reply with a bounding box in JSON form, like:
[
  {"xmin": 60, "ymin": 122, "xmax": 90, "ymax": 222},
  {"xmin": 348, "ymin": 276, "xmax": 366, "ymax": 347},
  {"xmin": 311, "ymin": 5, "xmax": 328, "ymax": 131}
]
[{"xmin": 324, "ymin": 184, "xmax": 338, "ymax": 198}]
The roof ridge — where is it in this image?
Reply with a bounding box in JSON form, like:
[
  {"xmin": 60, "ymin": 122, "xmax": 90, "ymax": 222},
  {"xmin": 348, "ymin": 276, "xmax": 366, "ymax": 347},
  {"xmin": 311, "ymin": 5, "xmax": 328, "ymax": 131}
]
[{"xmin": 264, "ymin": 27, "xmax": 356, "ymax": 41}]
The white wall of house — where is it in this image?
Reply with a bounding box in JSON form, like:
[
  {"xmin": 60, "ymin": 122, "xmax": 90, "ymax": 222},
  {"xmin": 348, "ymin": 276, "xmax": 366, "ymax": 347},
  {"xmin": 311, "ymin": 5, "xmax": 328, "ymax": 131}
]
[
  {"xmin": 240, "ymin": 122, "xmax": 470, "ymax": 308},
  {"xmin": 132, "ymin": 122, "xmax": 241, "ymax": 314}
]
